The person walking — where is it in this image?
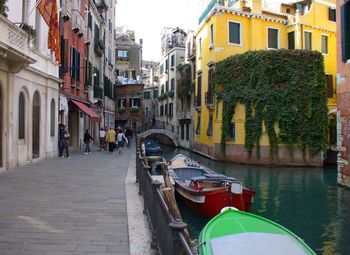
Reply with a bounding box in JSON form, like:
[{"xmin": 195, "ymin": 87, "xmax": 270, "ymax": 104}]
[
  {"xmin": 125, "ymin": 127, "xmax": 133, "ymax": 148},
  {"xmin": 62, "ymin": 125, "xmax": 70, "ymax": 158},
  {"xmin": 105, "ymin": 127, "xmax": 116, "ymax": 153},
  {"xmin": 58, "ymin": 124, "xmax": 65, "ymax": 157},
  {"xmin": 84, "ymin": 129, "xmax": 94, "ymax": 154},
  {"xmin": 99, "ymin": 127, "xmax": 106, "ymax": 151},
  {"xmin": 116, "ymin": 129, "xmax": 128, "ymax": 154}
]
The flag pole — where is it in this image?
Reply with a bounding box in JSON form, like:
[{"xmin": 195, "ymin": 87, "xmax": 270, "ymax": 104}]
[{"xmin": 13, "ymin": 0, "xmax": 42, "ymax": 41}]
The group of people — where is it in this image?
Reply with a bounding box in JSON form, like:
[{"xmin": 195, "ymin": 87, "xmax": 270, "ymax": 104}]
[
  {"xmin": 99, "ymin": 127, "xmax": 133, "ymax": 154},
  {"xmin": 58, "ymin": 124, "xmax": 133, "ymax": 158}
]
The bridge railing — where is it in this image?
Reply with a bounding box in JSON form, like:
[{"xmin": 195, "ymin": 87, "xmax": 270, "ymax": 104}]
[{"xmin": 135, "ymin": 141, "xmax": 196, "ymax": 255}]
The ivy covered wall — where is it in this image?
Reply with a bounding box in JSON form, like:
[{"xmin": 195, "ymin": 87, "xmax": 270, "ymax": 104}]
[
  {"xmin": 0, "ymin": 0, "xmax": 8, "ymax": 17},
  {"xmin": 214, "ymin": 50, "xmax": 328, "ymax": 159}
]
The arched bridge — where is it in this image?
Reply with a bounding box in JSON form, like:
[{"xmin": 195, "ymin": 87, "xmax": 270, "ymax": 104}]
[{"xmin": 138, "ymin": 129, "xmax": 179, "ymax": 147}]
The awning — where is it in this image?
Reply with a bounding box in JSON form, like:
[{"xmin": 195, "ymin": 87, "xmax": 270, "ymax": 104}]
[{"xmin": 71, "ymin": 100, "xmax": 101, "ymax": 122}]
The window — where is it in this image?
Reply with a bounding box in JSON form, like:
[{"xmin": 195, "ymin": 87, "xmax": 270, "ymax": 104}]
[
  {"xmin": 129, "ymin": 98, "xmax": 140, "ymax": 108},
  {"xmin": 166, "ymin": 81, "xmax": 169, "ymax": 92},
  {"xmin": 161, "ymin": 84, "xmax": 164, "ymax": 94},
  {"xmin": 228, "ymin": 122, "xmax": 236, "ymax": 141},
  {"xmin": 206, "ymin": 114, "xmax": 213, "ymax": 136},
  {"xmin": 132, "ymin": 70, "xmax": 136, "ymax": 80},
  {"xmin": 304, "ymin": 31, "xmax": 312, "ymax": 50},
  {"xmin": 117, "ymin": 50, "xmax": 128, "ymax": 60},
  {"xmin": 268, "ymin": 28, "xmax": 279, "ymax": 49},
  {"xmin": 145, "ymin": 107, "xmax": 149, "ymax": 117},
  {"xmin": 18, "ymin": 92, "xmax": 25, "ymax": 139},
  {"xmin": 228, "ymin": 21, "xmax": 241, "ymax": 45},
  {"xmin": 171, "ymin": 55, "xmax": 175, "ymax": 67},
  {"xmin": 329, "ymin": 8, "xmax": 336, "ymax": 22},
  {"xmin": 165, "ymin": 59, "xmax": 169, "ymax": 71},
  {"xmin": 288, "ymin": 31, "xmax": 295, "ymax": 49},
  {"xmin": 196, "ymin": 74, "xmax": 202, "ymax": 107},
  {"xmin": 169, "ymin": 103, "xmax": 173, "ymax": 117},
  {"xmin": 210, "ymin": 24, "xmax": 214, "ymax": 45},
  {"xmin": 195, "ymin": 115, "xmax": 201, "ymax": 135},
  {"xmin": 70, "ymin": 47, "xmax": 80, "ymax": 81},
  {"xmin": 181, "ymin": 124, "xmax": 185, "ymax": 140},
  {"xmin": 199, "ymin": 38, "xmax": 202, "ymax": 57},
  {"xmin": 321, "ymin": 35, "xmax": 328, "ymax": 54},
  {"xmin": 326, "ymin": 75, "xmax": 334, "ymax": 98},
  {"xmin": 171, "ymin": 78, "xmax": 175, "ymax": 90},
  {"xmin": 154, "ymin": 89, "xmax": 158, "ymax": 98},
  {"xmin": 160, "ymin": 64, "xmax": 164, "ymax": 74},
  {"xmin": 160, "ymin": 105, "xmax": 164, "ymax": 116},
  {"xmin": 50, "ymin": 99, "xmax": 55, "ymax": 137},
  {"xmin": 341, "ymin": 1, "xmax": 350, "ymax": 62},
  {"xmin": 118, "ymin": 99, "xmax": 126, "ymax": 108},
  {"xmin": 165, "ymin": 104, "xmax": 168, "ymax": 115},
  {"xmin": 186, "ymin": 124, "xmax": 189, "ymax": 141}
]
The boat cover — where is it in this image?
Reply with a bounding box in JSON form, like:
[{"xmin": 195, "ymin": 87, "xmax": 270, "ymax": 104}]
[{"xmin": 210, "ymin": 232, "xmax": 310, "ymax": 255}]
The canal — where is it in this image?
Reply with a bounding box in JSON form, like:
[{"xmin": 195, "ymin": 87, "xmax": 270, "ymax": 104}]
[{"xmin": 161, "ymin": 146, "xmax": 350, "ymax": 255}]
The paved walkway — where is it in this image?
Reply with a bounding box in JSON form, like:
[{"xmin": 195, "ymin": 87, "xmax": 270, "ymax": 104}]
[{"xmin": 0, "ymin": 146, "xmax": 149, "ymax": 255}]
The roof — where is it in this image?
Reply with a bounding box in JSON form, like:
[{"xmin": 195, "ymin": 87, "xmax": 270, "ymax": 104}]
[{"xmin": 115, "ymin": 34, "xmax": 142, "ymax": 48}]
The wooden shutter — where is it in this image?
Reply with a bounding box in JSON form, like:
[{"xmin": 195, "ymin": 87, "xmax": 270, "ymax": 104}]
[
  {"xmin": 327, "ymin": 75, "xmax": 334, "ymax": 98},
  {"xmin": 76, "ymin": 50, "xmax": 80, "ymax": 82},
  {"xmin": 70, "ymin": 47, "xmax": 75, "ymax": 79},
  {"xmin": 341, "ymin": 3, "xmax": 350, "ymax": 62}
]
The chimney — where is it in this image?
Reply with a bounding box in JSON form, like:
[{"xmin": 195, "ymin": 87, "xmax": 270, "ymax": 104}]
[
  {"xmin": 139, "ymin": 39, "xmax": 143, "ymax": 45},
  {"xmin": 251, "ymin": 0, "xmax": 262, "ymax": 14}
]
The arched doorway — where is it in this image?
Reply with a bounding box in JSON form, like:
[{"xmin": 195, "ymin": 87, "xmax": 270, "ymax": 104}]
[
  {"xmin": 32, "ymin": 91, "xmax": 40, "ymax": 158},
  {"xmin": 0, "ymin": 87, "xmax": 2, "ymax": 167}
]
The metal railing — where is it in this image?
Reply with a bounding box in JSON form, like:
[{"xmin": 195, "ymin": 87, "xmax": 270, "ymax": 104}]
[{"xmin": 135, "ymin": 142, "xmax": 196, "ymax": 255}]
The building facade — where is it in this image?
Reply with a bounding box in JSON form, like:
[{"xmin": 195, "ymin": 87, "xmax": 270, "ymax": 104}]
[
  {"xmin": 158, "ymin": 28, "xmax": 187, "ymax": 135},
  {"xmin": 0, "ymin": 0, "xmax": 60, "ymax": 170},
  {"xmin": 194, "ymin": 0, "xmax": 336, "ymax": 165},
  {"xmin": 115, "ymin": 32, "xmax": 143, "ymax": 132},
  {"xmin": 142, "ymin": 60, "xmax": 159, "ymax": 130},
  {"xmin": 59, "ymin": 0, "xmax": 116, "ymax": 147},
  {"xmin": 337, "ymin": 0, "xmax": 350, "ymax": 187}
]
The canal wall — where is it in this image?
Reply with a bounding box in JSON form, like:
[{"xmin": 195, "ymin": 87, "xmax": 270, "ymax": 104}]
[{"xmin": 192, "ymin": 142, "xmax": 323, "ymax": 167}]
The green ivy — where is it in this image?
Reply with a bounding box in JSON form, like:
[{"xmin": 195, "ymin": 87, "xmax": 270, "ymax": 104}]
[
  {"xmin": 214, "ymin": 50, "xmax": 328, "ymax": 158},
  {"xmin": 158, "ymin": 92, "xmax": 168, "ymax": 101},
  {"xmin": 0, "ymin": 0, "xmax": 8, "ymax": 17},
  {"xmin": 177, "ymin": 63, "xmax": 194, "ymax": 99}
]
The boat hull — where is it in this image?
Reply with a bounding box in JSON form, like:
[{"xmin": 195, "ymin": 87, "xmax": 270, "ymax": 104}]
[{"xmin": 175, "ymin": 183, "xmax": 255, "ymax": 218}]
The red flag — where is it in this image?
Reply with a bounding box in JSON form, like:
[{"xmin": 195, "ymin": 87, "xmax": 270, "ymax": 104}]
[{"xmin": 37, "ymin": 0, "xmax": 60, "ymax": 64}]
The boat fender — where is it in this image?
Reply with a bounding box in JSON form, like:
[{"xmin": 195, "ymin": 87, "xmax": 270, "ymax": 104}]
[{"xmin": 221, "ymin": 206, "xmax": 238, "ymax": 213}]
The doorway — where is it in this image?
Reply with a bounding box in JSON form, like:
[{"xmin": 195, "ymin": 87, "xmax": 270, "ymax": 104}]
[{"xmin": 32, "ymin": 91, "xmax": 40, "ymax": 158}]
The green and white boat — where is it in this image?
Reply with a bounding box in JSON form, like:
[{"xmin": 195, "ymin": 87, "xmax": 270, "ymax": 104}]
[{"xmin": 198, "ymin": 207, "xmax": 316, "ymax": 255}]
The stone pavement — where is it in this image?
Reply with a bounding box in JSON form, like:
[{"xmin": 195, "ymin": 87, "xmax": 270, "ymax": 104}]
[{"xmin": 0, "ymin": 146, "xmax": 143, "ymax": 255}]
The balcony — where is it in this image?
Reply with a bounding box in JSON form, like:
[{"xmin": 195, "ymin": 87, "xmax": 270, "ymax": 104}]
[
  {"xmin": 0, "ymin": 16, "xmax": 35, "ymax": 72},
  {"xmin": 61, "ymin": 0, "xmax": 72, "ymax": 21},
  {"xmin": 205, "ymin": 91, "xmax": 214, "ymax": 109},
  {"xmin": 94, "ymin": 40, "xmax": 104, "ymax": 57},
  {"xmin": 72, "ymin": 10, "xmax": 86, "ymax": 36}
]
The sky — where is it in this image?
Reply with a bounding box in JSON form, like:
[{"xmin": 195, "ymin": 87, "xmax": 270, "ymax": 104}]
[{"xmin": 115, "ymin": 0, "xmax": 284, "ymax": 62}]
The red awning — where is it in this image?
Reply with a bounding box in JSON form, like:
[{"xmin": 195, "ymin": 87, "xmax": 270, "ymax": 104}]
[{"xmin": 71, "ymin": 100, "xmax": 101, "ymax": 122}]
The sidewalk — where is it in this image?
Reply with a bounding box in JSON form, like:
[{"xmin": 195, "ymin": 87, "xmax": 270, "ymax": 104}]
[{"xmin": 0, "ymin": 146, "xmax": 151, "ymax": 255}]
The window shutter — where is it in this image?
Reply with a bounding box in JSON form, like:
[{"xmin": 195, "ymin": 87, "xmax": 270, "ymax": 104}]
[
  {"xmin": 70, "ymin": 47, "xmax": 75, "ymax": 79},
  {"xmin": 76, "ymin": 50, "xmax": 80, "ymax": 82},
  {"xmin": 288, "ymin": 32, "xmax": 295, "ymax": 49},
  {"xmin": 341, "ymin": 3, "xmax": 350, "ymax": 62},
  {"xmin": 327, "ymin": 75, "xmax": 334, "ymax": 98}
]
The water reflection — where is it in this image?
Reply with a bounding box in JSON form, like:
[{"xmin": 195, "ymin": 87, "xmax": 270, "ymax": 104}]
[{"xmin": 162, "ymin": 145, "xmax": 350, "ymax": 255}]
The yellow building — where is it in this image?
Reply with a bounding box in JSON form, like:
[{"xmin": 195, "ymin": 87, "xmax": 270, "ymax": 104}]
[{"xmin": 193, "ymin": 0, "xmax": 336, "ymax": 166}]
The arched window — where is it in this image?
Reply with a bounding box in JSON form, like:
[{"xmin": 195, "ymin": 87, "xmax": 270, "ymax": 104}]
[
  {"xmin": 50, "ymin": 99, "xmax": 55, "ymax": 137},
  {"xmin": 18, "ymin": 92, "xmax": 25, "ymax": 139}
]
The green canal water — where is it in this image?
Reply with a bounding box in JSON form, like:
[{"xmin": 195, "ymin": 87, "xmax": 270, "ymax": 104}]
[{"xmin": 162, "ymin": 146, "xmax": 350, "ymax": 255}]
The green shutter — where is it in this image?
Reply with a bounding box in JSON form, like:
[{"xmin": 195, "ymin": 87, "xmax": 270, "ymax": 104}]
[{"xmin": 341, "ymin": 3, "xmax": 350, "ymax": 62}]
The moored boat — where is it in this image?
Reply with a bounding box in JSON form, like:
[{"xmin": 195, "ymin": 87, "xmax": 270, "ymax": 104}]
[
  {"xmin": 167, "ymin": 154, "xmax": 255, "ymax": 218},
  {"xmin": 198, "ymin": 207, "xmax": 316, "ymax": 255}
]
